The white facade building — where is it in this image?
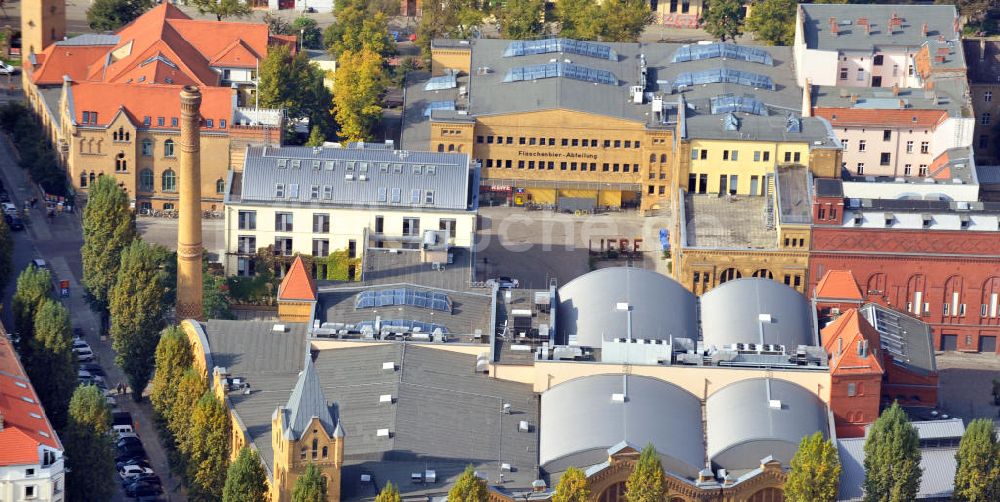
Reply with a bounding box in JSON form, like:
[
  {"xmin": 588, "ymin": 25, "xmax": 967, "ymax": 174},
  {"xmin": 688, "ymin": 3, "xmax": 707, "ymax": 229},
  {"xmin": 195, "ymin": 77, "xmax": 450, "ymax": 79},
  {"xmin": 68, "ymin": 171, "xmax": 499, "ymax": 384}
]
[{"xmin": 224, "ymin": 144, "xmax": 479, "ymax": 277}]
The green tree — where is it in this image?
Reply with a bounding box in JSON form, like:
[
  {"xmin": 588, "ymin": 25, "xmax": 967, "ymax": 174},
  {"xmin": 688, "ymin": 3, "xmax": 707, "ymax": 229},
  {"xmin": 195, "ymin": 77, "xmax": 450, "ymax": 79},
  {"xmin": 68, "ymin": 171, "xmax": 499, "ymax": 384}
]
[
  {"xmin": 447, "ymin": 465, "xmax": 488, "ymax": 502},
  {"xmin": 555, "ymin": 0, "xmax": 601, "ymax": 43},
  {"xmin": 170, "ymin": 369, "xmax": 208, "ymax": 453},
  {"xmin": 597, "ymin": 0, "xmax": 653, "ymax": 42},
  {"xmin": 785, "ymin": 431, "xmax": 841, "ymax": 502},
  {"xmin": 203, "ymin": 268, "xmax": 232, "ymax": 320},
  {"xmin": 305, "ymin": 125, "xmax": 326, "ymax": 147},
  {"xmin": 149, "ymin": 326, "xmax": 194, "ymax": 419},
  {"xmin": 552, "ymin": 466, "xmax": 590, "ymax": 502},
  {"xmin": 863, "ymin": 402, "xmax": 922, "ymax": 502},
  {"xmin": 64, "ymin": 385, "xmax": 116, "ymax": 502},
  {"xmin": 324, "ymin": 9, "xmax": 395, "ymax": 58},
  {"xmin": 258, "ymin": 45, "xmax": 334, "ymax": 139},
  {"xmin": 415, "ymin": 0, "xmax": 482, "ymax": 59},
  {"xmin": 626, "ymin": 443, "xmax": 666, "ymax": 502},
  {"xmin": 12, "ymin": 265, "xmax": 52, "ymax": 356},
  {"xmin": 498, "ymin": 0, "xmax": 545, "ymax": 39},
  {"xmin": 110, "ymin": 240, "xmax": 167, "ymax": 402},
  {"xmin": 333, "ymin": 48, "xmax": 386, "ymax": 142},
  {"xmin": 745, "ymin": 0, "xmax": 796, "ymax": 45},
  {"xmin": 375, "ymin": 481, "xmax": 402, "ymax": 502},
  {"xmin": 953, "ymin": 418, "xmax": 1000, "ymax": 502},
  {"xmin": 86, "ymin": 0, "xmax": 152, "ymax": 31},
  {"xmin": 0, "ymin": 216, "xmax": 13, "ymax": 296},
  {"xmin": 264, "ymin": 11, "xmax": 292, "ymax": 34},
  {"xmin": 27, "ymin": 300, "xmax": 77, "ymax": 429},
  {"xmin": 82, "ymin": 176, "xmax": 136, "ymax": 329},
  {"xmin": 292, "ymin": 463, "xmax": 328, "ymax": 502},
  {"xmin": 185, "ymin": 391, "xmax": 232, "ymax": 501},
  {"xmin": 222, "ymin": 447, "xmax": 269, "ymax": 502},
  {"xmin": 189, "ymin": 0, "xmax": 252, "ymax": 21},
  {"xmin": 702, "ymin": 0, "xmax": 744, "ymax": 42},
  {"xmin": 293, "ymin": 17, "xmax": 323, "ymax": 50}
]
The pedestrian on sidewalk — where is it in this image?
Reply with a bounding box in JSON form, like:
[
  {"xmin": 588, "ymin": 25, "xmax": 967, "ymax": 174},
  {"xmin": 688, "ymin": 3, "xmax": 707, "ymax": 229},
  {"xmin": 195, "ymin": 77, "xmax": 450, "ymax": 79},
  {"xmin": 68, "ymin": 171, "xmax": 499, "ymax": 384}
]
[{"xmin": 31, "ymin": 197, "xmax": 37, "ymax": 208}]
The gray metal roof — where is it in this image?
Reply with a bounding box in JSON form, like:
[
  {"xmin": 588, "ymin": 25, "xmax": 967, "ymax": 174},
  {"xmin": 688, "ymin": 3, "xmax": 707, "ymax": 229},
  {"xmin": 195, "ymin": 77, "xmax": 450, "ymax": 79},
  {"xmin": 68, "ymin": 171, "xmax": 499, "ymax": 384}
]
[
  {"xmin": 282, "ymin": 355, "xmax": 340, "ymax": 440},
  {"xmin": 237, "ymin": 145, "xmax": 474, "ymax": 211},
  {"xmin": 858, "ymin": 303, "xmax": 936, "ymax": 376},
  {"xmin": 56, "ymin": 34, "xmax": 120, "ymax": 46},
  {"xmin": 705, "ymin": 378, "xmax": 827, "ymax": 470},
  {"xmin": 799, "ymin": 4, "xmax": 959, "ymax": 52},
  {"xmin": 539, "ymin": 374, "xmax": 704, "ymax": 477},
  {"xmin": 837, "ymin": 438, "xmax": 959, "ymax": 501},
  {"xmin": 556, "ymin": 267, "xmax": 698, "ymax": 347},
  {"xmin": 700, "ymin": 278, "xmax": 815, "ymax": 349}
]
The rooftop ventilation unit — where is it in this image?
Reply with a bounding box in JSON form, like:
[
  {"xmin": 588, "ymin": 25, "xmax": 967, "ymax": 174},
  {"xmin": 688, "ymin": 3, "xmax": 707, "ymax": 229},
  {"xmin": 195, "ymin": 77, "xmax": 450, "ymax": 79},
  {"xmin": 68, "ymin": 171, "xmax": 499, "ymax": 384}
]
[
  {"xmin": 376, "ymin": 428, "xmax": 391, "ymax": 437},
  {"xmin": 502, "ymin": 403, "xmax": 512, "ymax": 414},
  {"xmin": 360, "ymin": 474, "xmax": 372, "ymax": 482},
  {"xmin": 519, "ymin": 420, "xmax": 530, "ymax": 432},
  {"xmin": 501, "ymin": 463, "xmax": 513, "ymax": 472},
  {"xmin": 425, "ymin": 470, "xmax": 437, "ymax": 483},
  {"xmin": 345, "ymin": 174, "xmax": 355, "ymax": 181},
  {"xmin": 379, "ymin": 394, "xmax": 393, "ymax": 404},
  {"xmin": 768, "ymin": 399, "xmax": 782, "ymax": 409},
  {"xmin": 381, "ymin": 362, "xmax": 396, "ymax": 371},
  {"xmin": 272, "ymin": 324, "xmax": 286, "ymax": 333},
  {"xmin": 611, "ymin": 393, "xmax": 627, "ymax": 402}
]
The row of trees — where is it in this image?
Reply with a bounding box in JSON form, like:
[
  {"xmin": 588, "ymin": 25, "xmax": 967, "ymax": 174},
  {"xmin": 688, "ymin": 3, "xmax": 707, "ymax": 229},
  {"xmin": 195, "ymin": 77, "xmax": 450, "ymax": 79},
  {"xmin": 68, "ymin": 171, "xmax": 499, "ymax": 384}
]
[{"xmin": 0, "ymin": 103, "xmax": 69, "ymax": 197}]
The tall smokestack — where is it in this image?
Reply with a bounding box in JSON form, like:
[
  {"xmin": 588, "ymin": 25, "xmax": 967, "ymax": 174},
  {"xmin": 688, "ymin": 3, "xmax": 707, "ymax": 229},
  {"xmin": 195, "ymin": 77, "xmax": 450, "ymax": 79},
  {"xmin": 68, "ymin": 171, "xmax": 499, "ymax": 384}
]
[
  {"xmin": 802, "ymin": 78, "xmax": 813, "ymax": 117},
  {"xmin": 177, "ymin": 86, "xmax": 204, "ymax": 321}
]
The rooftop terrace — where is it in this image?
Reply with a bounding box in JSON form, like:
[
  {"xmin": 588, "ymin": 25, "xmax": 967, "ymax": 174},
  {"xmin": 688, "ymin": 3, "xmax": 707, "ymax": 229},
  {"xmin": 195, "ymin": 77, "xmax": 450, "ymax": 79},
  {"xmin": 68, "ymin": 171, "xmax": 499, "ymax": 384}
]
[{"xmin": 683, "ymin": 194, "xmax": 775, "ymax": 249}]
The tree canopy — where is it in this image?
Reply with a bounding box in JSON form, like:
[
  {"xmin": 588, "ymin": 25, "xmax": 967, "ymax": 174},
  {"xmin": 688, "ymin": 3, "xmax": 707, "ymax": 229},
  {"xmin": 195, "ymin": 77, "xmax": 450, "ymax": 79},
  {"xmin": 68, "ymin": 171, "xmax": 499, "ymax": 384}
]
[
  {"xmin": 223, "ymin": 447, "xmax": 269, "ymax": 502},
  {"xmin": 626, "ymin": 443, "xmax": 666, "ymax": 502},
  {"xmin": 110, "ymin": 239, "xmax": 167, "ymax": 401},
  {"xmin": 702, "ymin": 0, "xmax": 744, "ymax": 42},
  {"xmin": 12, "ymin": 265, "xmax": 53, "ymax": 357},
  {"xmin": 150, "ymin": 325, "xmax": 194, "ymax": 420},
  {"xmin": 745, "ymin": 0, "xmax": 796, "ymax": 45},
  {"xmin": 552, "ymin": 466, "xmax": 590, "ymax": 502},
  {"xmin": 292, "ymin": 463, "xmax": 329, "ymax": 502},
  {"xmin": 324, "ymin": 7, "xmax": 395, "ymax": 58},
  {"xmin": 82, "ymin": 175, "xmax": 136, "ymax": 327},
  {"xmin": 333, "ymin": 48, "xmax": 387, "ymax": 142},
  {"xmin": 86, "ymin": 0, "xmax": 152, "ymax": 31},
  {"xmin": 186, "ymin": 392, "xmax": 232, "ymax": 501},
  {"xmin": 953, "ymin": 418, "xmax": 1000, "ymax": 502},
  {"xmin": 0, "ymin": 216, "xmax": 13, "ymax": 296},
  {"xmin": 27, "ymin": 299, "xmax": 77, "ymax": 429},
  {"xmin": 257, "ymin": 45, "xmax": 334, "ymax": 139},
  {"xmin": 554, "ymin": 0, "xmax": 651, "ymax": 41},
  {"xmin": 188, "ymin": 0, "xmax": 252, "ymax": 21},
  {"xmin": 375, "ymin": 481, "xmax": 402, "ymax": 502},
  {"xmin": 416, "ymin": 0, "xmax": 483, "ymax": 58},
  {"xmin": 293, "ymin": 17, "xmax": 324, "ymax": 50},
  {"xmin": 498, "ymin": 0, "xmax": 546, "ymax": 39},
  {"xmin": 863, "ymin": 402, "xmax": 922, "ymax": 502},
  {"xmin": 64, "ymin": 385, "xmax": 116, "ymax": 501},
  {"xmin": 448, "ymin": 465, "xmax": 489, "ymax": 502},
  {"xmin": 785, "ymin": 431, "xmax": 841, "ymax": 502}
]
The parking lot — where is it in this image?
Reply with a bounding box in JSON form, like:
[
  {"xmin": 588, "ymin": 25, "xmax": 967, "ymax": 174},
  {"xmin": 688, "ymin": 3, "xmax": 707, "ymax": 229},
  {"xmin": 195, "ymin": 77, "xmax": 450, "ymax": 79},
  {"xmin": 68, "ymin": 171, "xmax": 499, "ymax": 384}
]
[
  {"xmin": 473, "ymin": 206, "xmax": 672, "ymax": 289},
  {"xmin": 935, "ymin": 351, "xmax": 1000, "ymax": 423}
]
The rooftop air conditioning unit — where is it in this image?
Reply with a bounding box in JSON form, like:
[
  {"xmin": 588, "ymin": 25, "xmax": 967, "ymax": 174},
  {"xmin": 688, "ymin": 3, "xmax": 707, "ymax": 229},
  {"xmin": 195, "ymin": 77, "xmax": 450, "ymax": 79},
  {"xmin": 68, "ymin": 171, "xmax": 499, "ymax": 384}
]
[
  {"xmin": 519, "ymin": 420, "xmax": 530, "ymax": 432},
  {"xmin": 379, "ymin": 394, "xmax": 393, "ymax": 404},
  {"xmin": 359, "ymin": 174, "xmax": 369, "ymax": 181},
  {"xmin": 425, "ymin": 470, "xmax": 437, "ymax": 483},
  {"xmin": 376, "ymin": 428, "xmax": 391, "ymax": 437},
  {"xmin": 501, "ymin": 463, "xmax": 512, "ymax": 472},
  {"xmin": 345, "ymin": 174, "xmax": 355, "ymax": 181},
  {"xmin": 611, "ymin": 393, "xmax": 627, "ymax": 402},
  {"xmin": 272, "ymin": 324, "xmax": 286, "ymax": 333},
  {"xmin": 381, "ymin": 362, "xmax": 395, "ymax": 371},
  {"xmin": 768, "ymin": 399, "xmax": 782, "ymax": 409},
  {"xmin": 360, "ymin": 474, "xmax": 372, "ymax": 482}
]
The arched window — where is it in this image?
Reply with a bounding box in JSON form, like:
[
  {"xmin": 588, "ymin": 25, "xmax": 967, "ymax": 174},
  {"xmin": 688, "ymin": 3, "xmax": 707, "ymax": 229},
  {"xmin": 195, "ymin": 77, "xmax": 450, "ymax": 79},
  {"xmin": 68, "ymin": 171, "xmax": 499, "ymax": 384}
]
[
  {"xmin": 115, "ymin": 153, "xmax": 127, "ymax": 172},
  {"xmin": 80, "ymin": 171, "xmax": 88, "ymax": 187},
  {"xmin": 752, "ymin": 269, "xmax": 773, "ymax": 279},
  {"xmin": 598, "ymin": 482, "xmax": 626, "ymax": 502},
  {"xmin": 321, "ymin": 446, "xmax": 328, "ymax": 458},
  {"xmin": 437, "ymin": 144, "xmax": 444, "ymax": 152},
  {"xmin": 299, "ymin": 447, "xmax": 307, "ymax": 460},
  {"xmin": 164, "ymin": 139, "xmax": 175, "ymax": 157},
  {"xmin": 139, "ymin": 169, "xmax": 154, "ymax": 192},
  {"xmin": 660, "ymin": 153, "xmax": 667, "ymax": 163},
  {"xmin": 162, "ymin": 170, "xmax": 176, "ymax": 192},
  {"xmin": 89, "ymin": 172, "xmax": 96, "ymax": 184},
  {"xmin": 720, "ymin": 268, "xmax": 742, "ymax": 283},
  {"xmin": 747, "ymin": 487, "xmax": 783, "ymax": 502},
  {"xmin": 141, "ymin": 139, "xmax": 153, "ymax": 157},
  {"xmin": 311, "ymin": 438, "xmax": 318, "ymax": 459},
  {"xmin": 216, "ymin": 178, "xmax": 225, "ymax": 194},
  {"xmin": 447, "ymin": 144, "xmax": 455, "ymax": 152},
  {"xmin": 649, "ymin": 153, "xmax": 656, "ymax": 162}
]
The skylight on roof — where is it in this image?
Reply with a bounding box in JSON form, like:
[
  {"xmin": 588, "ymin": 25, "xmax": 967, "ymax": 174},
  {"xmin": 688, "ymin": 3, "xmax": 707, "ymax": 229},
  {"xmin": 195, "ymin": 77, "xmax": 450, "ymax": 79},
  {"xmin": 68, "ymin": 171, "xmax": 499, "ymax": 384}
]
[
  {"xmin": 672, "ymin": 68, "xmax": 775, "ymax": 91},
  {"xmin": 710, "ymin": 95, "xmax": 769, "ymax": 116},
  {"xmin": 355, "ymin": 288, "xmax": 452, "ymax": 312},
  {"xmin": 503, "ymin": 62, "xmax": 618, "ymax": 86},
  {"xmin": 424, "ymin": 101, "xmax": 456, "ymax": 117},
  {"xmin": 503, "ymin": 38, "xmax": 618, "ymax": 61},
  {"xmin": 424, "ymin": 72, "xmax": 458, "ymax": 91},
  {"xmin": 671, "ymin": 42, "xmax": 774, "ymax": 65}
]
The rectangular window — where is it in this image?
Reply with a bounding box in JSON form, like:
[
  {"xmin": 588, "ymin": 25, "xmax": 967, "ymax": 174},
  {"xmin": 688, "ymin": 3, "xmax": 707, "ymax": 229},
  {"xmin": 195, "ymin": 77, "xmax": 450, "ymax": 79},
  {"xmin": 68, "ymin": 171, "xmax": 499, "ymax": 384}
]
[
  {"xmin": 723, "ymin": 150, "xmax": 729, "ymax": 161},
  {"xmin": 237, "ymin": 235, "xmax": 256, "ymax": 254},
  {"xmin": 25, "ymin": 486, "xmax": 36, "ymax": 499},
  {"xmin": 312, "ymin": 213, "xmax": 329, "ymax": 233},
  {"xmin": 847, "ymin": 382, "xmax": 856, "ymax": 396},
  {"xmin": 275, "ymin": 212, "xmax": 294, "ymax": 232},
  {"xmin": 856, "ymin": 68, "xmax": 864, "ymax": 81},
  {"xmin": 818, "ymin": 207, "xmax": 826, "ymax": 219},
  {"xmin": 904, "ymin": 164, "xmax": 912, "ymax": 176},
  {"xmin": 142, "ymin": 141, "xmax": 153, "ymax": 156},
  {"xmin": 571, "ymin": 138, "xmax": 579, "ymax": 146},
  {"xmin": 980, "ymin": 135, "xmax": 989, "ymax": 149},
  {"xmin": 918, "ymin": 164, "xmax": 928, "ymax": 176},
  {"xmin": 375, "ymin": 215, "xmax": 384, "ymax": 234},
  {"xmin": 439, "ymin": 218, "xmax": 457, "ymax": 238},
  {"xmin": 763, "ymin": 151, "xmax": 770, "ymax": 162},
  {"xmin": 906, "ymin": 140, "xmax": 913, "ymax": 153},
  {"xmin": 310, "ymin": 185, "xmax": 320, "ymax": 199},
  {"xmin": 784, "ymin": 152, "xmax": 792, "ymax": 162},
  {"xmin": 220, "ymin": 119, "xmax": 226, "ymax": 129},
  {"xmin": 857, "ymin": 163, "xmax": 864, "ymax": 175},
  {"xmin": 312, "ymin": 239, "xmax": 330, "ymax": 257},
  {"xmin": 402, "ymin": 217, "xmax": 420, "ymax": 236},
  {"xmin": 275, "ymin": 183, "xmax": 285, "ymax": 198},
  {"xmin": 793, "ymin": 152, "xmax": 800, "ymax": 162},
  {"xmin": 691, "ymin": 149, "xmax": 698, "ymax": 160},
  {"xmin": 604, "ymin": 140, "xmax": 611, "ymax": 148},
  {"xmin": 561, "ymin": 138, "xmax": 569, "ymax": 146},
  {"xmin": 839, "ymin": 68, "xmax": 848, "ymax": 80},
  {"xmin": 518, "ymin": 160, "xmax": 525, "ymax": 169},
  {"xmin": 348, "ymin": 239, "xmax": 357, "ymax": 258},
  {"xmin": 477, "ymin": 135, "xmax": 484, "ymax": 143},
  {"xmin": 858, "ymin": 140, "xmax": 866, "ymax": 152},
  {"xmin": 275, "ymin": 237, "xmax": 293, "ymax": 256},
  {"xmin": 986, "ymin": 91, "xmax": 993, "ymax": 103},
  {"xmin": 982, "ymin": 113, "xmax": 992, "ymax": 125},
  {"xmin": 390, "ymin": 188, "xmax": 401, "ymax": 203},
  {"xmin": 753, "ymin": 151, "xmax": 760, "ymax": 162},
  {"xmin": 700, "ymin": 150, "xmax": 707, "ymax": 160},
  {"xmin": 238, "ymin": 210, "xmax": 257, "ymax": 230},
  {"xmin": 920, "ymin": 141, "xmax": 929, "ymax": 154},
  {"xmin": 883, "ymin": 130, "xmax": 891, "ymax": 141},
  {"xmin": 206, "ymin": 119, "xmax": 213, "ymax": 128},
  {"xmin": 171, "ymin": 117, "xmax": 178, "ymax": 127},
  {"xmin": 624, "ymin": 140, "xmax": 632, "ymax": 148},
  {"xmin": 880, "ymin": 152, "xmax": 891, "ymax": 166},
  {"xmin": 157, "ymin": 117, "xmax": 165, "ymax": 127}
]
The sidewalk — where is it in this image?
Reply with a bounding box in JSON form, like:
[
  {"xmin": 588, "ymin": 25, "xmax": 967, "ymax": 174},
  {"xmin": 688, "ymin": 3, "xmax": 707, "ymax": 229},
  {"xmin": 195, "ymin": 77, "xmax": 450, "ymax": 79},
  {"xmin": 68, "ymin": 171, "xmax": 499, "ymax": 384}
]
[{"xmin": 0, "ymin": 131, "xmax": 186, "ymax": 501}]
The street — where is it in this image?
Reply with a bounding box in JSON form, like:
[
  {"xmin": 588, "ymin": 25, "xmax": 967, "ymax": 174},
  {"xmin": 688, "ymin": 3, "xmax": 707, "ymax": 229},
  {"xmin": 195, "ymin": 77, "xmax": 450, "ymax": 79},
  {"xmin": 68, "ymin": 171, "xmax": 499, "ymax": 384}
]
[{"xmin": 0, "ymin": 110, "xmax": 185, "ymax": 500}]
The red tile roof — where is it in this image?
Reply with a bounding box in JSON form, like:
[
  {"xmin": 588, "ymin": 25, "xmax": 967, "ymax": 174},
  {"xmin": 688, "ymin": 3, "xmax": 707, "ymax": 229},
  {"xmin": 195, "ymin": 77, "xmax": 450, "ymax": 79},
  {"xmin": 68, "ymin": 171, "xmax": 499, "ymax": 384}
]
[
  {"xmin": 278, "ymin": 256, "xmax": 318, "ymax": 302},
  {"xmin": 0, "ymin": 332, "xmax": 61, "ymax": 466},
  {"xmin": 69, "ymin": 82, "xmax": 234, "ymax": 129},
  {"xmin": 815, "ymin": 270, "xmax": 863, "ymax": 301},
  {"xmin": 31, "ymin": 45, "xmax": 116, "ymax": 85},
  {"xmin": 813, "ymin": 108, "xmax": 947, "ymax": 128},
  {"xmin": 820, "ymin": 309, "xmax": 885, "ymax": 376}
]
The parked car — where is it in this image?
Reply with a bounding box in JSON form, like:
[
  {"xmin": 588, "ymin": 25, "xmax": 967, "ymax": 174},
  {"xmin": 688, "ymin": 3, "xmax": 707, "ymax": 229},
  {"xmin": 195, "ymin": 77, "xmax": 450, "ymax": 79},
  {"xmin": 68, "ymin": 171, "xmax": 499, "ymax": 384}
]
[
  {"xmin": 2, "ymin": 202, "xmax": 17, "ymax": 215},
  {"xmin": 72, "ymin": 339, "xmax": 91, "ymax": 350},
  {"xmin": 125, "ymin": 482, "xmax": 163, "ymax": 498},
  {"xmin": 78, "ymin": 362, "xmax": 104, "ymax": 376},
  {"xmin": 487, "ymin": 276, "xmax": 520, "ymax": 289},
  {"xmin": 0, "ymin": 62, "xmax": 16, "ymax": 75},
  {"xmin": 119, "ymin": 464, "xmax": 154, "ymax": 480},
  {"xmin": 78, "ymin": 370, "xmax": 105, "ymax": 386},
  {"xmin": 74, "ymin": 347, "xmax": 95, "ymax": 362},
  {"xmin": 113, "ymin": 424, "xmax": 135, "ymax": 436},
  {"xmin": 5, "ymin": 215, "xmax": 24, "ymax": 231},
  {"xmin": 116, "ymin": 436, "xmax": 142, "ymax": 449},
  {"xmin": 106, "ymin": 395, "xmax": 118, "ymax": 408},
  {"xmin": 115, "ymin": 446, "xmax": 146, "ymax": 463},
  {"xmin": 122, "ymin": 474, "xmax": 161, "ymax": 488},
  {"xmin": 31, "ymin": 258, "xmax": 48, "ymax": 270},
  {"xmin": 116, "ymin": 458, "xmax": 151, "ymax": 471}
]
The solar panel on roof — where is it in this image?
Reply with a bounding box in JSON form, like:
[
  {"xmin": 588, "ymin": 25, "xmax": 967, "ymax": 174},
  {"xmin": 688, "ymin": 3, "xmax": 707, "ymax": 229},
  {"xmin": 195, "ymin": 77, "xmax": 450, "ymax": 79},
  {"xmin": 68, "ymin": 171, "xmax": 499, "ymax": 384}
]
[
  {"xmin": 503, "ymin": 62, "xmax": 618, "ymax": 86},
  {"xmin": 503, "ymin": 38, "xmax": 617, "ymax": 61},
  {"xmin": 671, "ymin": 68, "xmax": 775, "ymax": 91},
  {"xmin": 424, "ymin": 73, "xmax": 458, "ymax": 91},
  {"xmin": 424, "ymin": 101, "xmax": 456, "ymax": 117},
  {"xmin": 710, "ymin": 95, "xmax": 769, "ymax": 116},
  {"xmin": 671, "ymin": 42, "xmax": 774, "ymax": 65},
  {"xmin": 355, "ymin": 288, "xmax": 452, "ymax": 312}
]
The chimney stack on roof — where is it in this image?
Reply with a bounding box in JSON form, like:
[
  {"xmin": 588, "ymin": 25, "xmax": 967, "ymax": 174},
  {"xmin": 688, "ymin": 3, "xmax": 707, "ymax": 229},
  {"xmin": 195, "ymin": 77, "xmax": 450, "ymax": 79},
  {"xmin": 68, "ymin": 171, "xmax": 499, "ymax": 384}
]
[
  {"xmin": 829, "ymin": 17, "xmax": 839, "ymax": 36},
  {"xmin": 802, "ymin": 78, "xmax": 813, "ymax": 118},
  {"xmin": 891, "ymin": 84, "xmax": 899, "ymax": 96},
  {"xmin": 922, "ymin": 22, "xmax": 929, "ymax": 37},
  {"xmin": 981, "ymin": 39, "xmax": 987, "ymax": 62},
  {"xmin": 850, "ymin": 94, "xmax": 859, "ymax": 104}
]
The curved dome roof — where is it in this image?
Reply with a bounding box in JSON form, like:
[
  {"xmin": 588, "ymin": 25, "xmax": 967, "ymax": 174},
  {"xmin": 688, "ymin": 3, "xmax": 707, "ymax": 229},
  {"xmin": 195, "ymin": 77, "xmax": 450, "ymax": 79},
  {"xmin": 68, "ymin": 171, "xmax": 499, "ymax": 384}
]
[
  {"xmin": 706, "ymin": 378, "xmax": 827, "ymax": 470},
  {"xmin": 539, "ymin": 374, "xmax": 704, "ymax": 477},
  {"xmin": 700, "ymin": 278, "xmax": 814, "ymax": 349},
  {"xmin": 557, "ymin": 267, "xmax": 697, "ymax": 347}
]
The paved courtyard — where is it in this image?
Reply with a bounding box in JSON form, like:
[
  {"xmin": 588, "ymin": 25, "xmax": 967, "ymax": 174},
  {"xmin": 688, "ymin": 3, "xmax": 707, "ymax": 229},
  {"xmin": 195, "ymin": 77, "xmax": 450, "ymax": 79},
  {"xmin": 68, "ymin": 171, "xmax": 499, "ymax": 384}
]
[{"xmin": 935, "ymin": 351, "xmax": 1000, "ymax": 423}]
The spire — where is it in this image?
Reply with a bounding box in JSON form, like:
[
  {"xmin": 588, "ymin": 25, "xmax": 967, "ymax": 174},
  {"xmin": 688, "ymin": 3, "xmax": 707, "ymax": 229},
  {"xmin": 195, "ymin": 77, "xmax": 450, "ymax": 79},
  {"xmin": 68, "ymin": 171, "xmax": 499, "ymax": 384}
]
[
  {"xmin": 284, "ymin": 354, "xmax": 336, "ymax": 440},
  {"xmin": 277, "ymin": 256, "xmax": 317, "ymax": 302}
]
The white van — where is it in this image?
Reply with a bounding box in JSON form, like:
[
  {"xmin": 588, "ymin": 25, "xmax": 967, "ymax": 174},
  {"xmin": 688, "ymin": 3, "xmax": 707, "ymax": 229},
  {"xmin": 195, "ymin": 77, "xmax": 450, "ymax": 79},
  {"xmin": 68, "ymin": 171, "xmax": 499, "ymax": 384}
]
[{"xmin": 113, "ymin": 424, "xmax": 134, "ymax": 436}]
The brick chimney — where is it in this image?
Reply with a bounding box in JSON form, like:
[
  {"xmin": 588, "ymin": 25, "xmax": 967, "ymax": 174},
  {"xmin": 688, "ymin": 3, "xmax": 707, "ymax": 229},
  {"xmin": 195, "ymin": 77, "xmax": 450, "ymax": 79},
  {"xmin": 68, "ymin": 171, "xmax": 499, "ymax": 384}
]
[
  {"xmin": 850, "ymin": 93, "xmax": 859, "ymax": 104},
  {"xmin": 981, "ymin": 39, "xmax": 987, "ymax": 62},
  {"xmin": 891, "ymin": 84, "xmax": 899, "ymax": 96},
  {"xmin": 830, "ymin": 17, "xmax": 839, "ymax": 36},
  {"xmin": 922, "ymin": 22, "xmax": 928, "ymax": 37},
  {"xmin": 802, "ymin": 78, "xmax": 813, "ymax": 117},
  {"xmin": 176, "ymin": 86, "xmax": 204, "ymax": 321}
]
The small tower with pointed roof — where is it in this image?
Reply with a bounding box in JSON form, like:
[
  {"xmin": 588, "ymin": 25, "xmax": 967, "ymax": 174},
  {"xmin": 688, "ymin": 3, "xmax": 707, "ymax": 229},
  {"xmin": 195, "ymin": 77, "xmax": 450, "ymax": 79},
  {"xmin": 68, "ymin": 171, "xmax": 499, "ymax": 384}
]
[
  {"xmin": 277, "ymin": 256, "xmax": 318, "ymax": 323},
  {"xmin": 271, "ymin": 353, "xmax": 344, "ymax": 501}
]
